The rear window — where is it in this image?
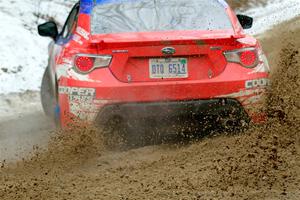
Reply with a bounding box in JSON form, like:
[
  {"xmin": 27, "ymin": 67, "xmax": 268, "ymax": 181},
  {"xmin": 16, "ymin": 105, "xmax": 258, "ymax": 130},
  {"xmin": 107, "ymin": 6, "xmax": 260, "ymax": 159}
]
[{"xmin": 91, "ymin": 0, "xmax": 233, "ymax": 35}]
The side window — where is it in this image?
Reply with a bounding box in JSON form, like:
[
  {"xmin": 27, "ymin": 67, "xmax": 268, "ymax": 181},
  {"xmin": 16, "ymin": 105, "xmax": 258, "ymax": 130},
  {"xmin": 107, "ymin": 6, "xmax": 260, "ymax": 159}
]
[{"xmin": 61, "ymin": 4, "xmax": 79, "ymax": 39}]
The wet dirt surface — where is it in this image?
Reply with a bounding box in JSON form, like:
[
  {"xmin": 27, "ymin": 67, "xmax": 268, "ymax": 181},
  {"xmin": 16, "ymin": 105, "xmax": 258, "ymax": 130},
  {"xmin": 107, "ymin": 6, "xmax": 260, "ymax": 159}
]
[
  {"xmin": 227, "ymin": 0, "xmax": 269, "ymax": 10},
  {"xmin": 0, "ymin": 112, "xmax": 53, "ymax": 161},
  {"xmin": 1, "ymin": 7, "xmax": 300, "ymax": 200}
]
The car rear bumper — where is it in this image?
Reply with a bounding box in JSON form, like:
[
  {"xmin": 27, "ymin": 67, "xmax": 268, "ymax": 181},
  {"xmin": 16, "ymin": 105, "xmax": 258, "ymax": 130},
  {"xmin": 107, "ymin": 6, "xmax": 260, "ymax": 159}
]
[
  {"xmin": 57, "ymin": 65, "xmax": 269, "ymax": 127},
  {"xmin": 58, "ymin": 86, "xmax": 268, "ymax": 127}
]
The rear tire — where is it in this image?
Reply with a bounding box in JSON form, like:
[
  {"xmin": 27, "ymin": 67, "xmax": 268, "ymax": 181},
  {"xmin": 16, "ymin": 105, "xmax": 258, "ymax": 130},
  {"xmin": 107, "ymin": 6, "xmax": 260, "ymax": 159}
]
[{"xmin": 41, "ymin": 67, "xmax": 58, "ymax": 124}]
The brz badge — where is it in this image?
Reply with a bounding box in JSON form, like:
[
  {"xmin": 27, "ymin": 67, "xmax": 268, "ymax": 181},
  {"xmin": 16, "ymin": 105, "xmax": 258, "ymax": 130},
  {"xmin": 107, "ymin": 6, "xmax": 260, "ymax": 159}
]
[{"xmin": 162, "ymin": 47, "xmax": 176, "ymax": 55}]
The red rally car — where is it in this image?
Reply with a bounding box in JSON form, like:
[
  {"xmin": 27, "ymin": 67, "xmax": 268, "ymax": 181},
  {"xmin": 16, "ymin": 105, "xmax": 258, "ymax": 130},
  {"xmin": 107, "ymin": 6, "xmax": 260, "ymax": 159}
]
[{"xmin": 38, "ymin": 0, "xmax": 270, "ymax": 132}]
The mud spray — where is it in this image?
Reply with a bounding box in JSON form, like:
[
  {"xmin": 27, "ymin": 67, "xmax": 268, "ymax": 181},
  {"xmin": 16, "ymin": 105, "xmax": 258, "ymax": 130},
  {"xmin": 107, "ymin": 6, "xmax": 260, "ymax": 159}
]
[{"xmin": 1, "ymin": 21, "xmax": 300, "ymax": 200}]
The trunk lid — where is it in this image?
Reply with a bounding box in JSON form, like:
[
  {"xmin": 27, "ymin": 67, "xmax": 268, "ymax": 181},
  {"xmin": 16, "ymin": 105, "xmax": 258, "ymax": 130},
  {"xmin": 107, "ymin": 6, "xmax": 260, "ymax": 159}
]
[{"xmin": 91, "ymin": 30, "xmax": 241, "ymax": 83}]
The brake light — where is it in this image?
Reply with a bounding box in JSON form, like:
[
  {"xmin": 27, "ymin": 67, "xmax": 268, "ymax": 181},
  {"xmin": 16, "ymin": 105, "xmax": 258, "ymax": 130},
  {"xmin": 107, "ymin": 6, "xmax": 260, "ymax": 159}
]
[
  {"xmin": 74, "ymin": 54, "xmax": 112, "ymax": 74},
  {"xmin": 224, "ymin": 48, "xmax": 258, "ymax": 68},
  {"xmin": 240, "ymin": 51, "xmax": 257, "ymax": 66},
  {"xmin": 75, "ymin": 56, "xmax": 94, "ymax": 72}
]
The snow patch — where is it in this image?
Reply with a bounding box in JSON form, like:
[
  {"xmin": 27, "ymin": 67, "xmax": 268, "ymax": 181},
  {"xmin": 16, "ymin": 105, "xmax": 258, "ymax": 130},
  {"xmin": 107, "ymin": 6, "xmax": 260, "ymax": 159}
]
[{"xmin": 0, "ymin": 91, "xmax": 42, "ymax": 120}]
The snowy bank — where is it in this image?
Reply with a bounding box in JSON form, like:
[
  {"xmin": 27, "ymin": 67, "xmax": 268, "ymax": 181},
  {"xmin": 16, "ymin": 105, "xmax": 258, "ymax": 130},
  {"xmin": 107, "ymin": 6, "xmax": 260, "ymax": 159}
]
[{"xmin": 0, "ymin": 0, "xmax": 75, "ymax": 94}]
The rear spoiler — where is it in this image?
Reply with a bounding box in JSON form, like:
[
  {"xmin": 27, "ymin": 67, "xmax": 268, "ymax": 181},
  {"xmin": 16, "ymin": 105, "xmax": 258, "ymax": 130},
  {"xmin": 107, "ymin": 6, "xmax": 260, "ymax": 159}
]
[{"xmin": 89, "ymin": 30, "xmax": 245, "ymax": 48}]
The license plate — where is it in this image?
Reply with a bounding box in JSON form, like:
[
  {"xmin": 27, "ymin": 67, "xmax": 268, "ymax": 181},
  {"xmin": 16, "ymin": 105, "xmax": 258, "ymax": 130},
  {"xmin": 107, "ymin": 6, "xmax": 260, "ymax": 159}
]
[{"xmin": 149, "ymin": 58, "xmax": 188, "ymax": 79}]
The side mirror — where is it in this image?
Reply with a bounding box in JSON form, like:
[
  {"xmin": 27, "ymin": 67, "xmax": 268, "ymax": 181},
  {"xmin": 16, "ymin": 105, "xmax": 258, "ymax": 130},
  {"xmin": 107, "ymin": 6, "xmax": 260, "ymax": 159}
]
[
  {"xmin": 38, "ymin": 21, "xmax": 58, "ymax": 40},
  {"xmin": 237, "ymin": 14, "xmax": 253, "ymax": 29}
]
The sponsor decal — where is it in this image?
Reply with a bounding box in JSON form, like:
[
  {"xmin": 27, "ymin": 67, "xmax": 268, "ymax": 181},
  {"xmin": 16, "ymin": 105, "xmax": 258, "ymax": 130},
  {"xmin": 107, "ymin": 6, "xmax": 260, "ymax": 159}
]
[
  {"xmin": 59, "ymin": 87, "xmax": 97, "ymax": 120},
  {"xmin": 72, "ymin": 34, "xmax": 83, "ymax": 45},
  {"xmin": 69, "ymin": 95, "xmax": 98, "ymax": 121},
  {"xmin": 76, "ymin": 27, "xmax": 90, "ymax": 40},
  {"xmin": 245, "ymin": 78, "xmax": 270, "ymax": 89},
  {"xmin": 60, "ymin": 86, "xmax": 109, "ymax": 121},
  {"xmin": 59, "ymin": 86, "xmax": 95, "ymax": 97}
]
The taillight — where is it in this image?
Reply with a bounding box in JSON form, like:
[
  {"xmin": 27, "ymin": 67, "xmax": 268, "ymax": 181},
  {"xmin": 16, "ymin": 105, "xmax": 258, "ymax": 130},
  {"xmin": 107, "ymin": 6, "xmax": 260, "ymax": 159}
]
[
  {"xmin": 224, "ymin": 48, "xmax": 258, "ymax": 68},
  {"xmin": 74, "ymin": 54, "xmax": 112, "ymax": 74},
  {"xmin": 75, "ymin": 56, "xmax": 94, "ymax": 72}
]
